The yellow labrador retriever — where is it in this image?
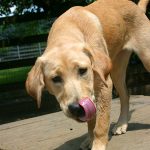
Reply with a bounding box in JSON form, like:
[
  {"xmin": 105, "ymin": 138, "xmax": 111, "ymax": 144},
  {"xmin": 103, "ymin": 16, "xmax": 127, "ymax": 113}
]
[{"xmin": 26, "ymin": 0, "xmax": 150, "ymax": 149}]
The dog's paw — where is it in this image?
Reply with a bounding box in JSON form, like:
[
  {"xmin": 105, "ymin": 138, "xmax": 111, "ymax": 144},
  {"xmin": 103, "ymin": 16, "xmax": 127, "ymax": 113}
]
[
  {"xmin": 112, "ymin": 123, "xmax": 128, "ymax": 135},
  {"xmin": 91, "ymin": 140, "xmax": 106, "ymax": 150},
  {"xmin": 80, "ymin": 137, "xmax": 91, "ymax": 150}
]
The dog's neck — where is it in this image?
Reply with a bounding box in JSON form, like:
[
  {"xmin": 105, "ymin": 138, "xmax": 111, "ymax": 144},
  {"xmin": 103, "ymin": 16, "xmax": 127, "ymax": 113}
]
[{"xmin": 46, "ymin": 7, "xmax": 108, "ymax": 55}]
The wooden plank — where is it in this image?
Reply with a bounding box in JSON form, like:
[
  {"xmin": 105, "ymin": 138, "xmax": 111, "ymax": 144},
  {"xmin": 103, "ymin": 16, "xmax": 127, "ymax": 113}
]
[
  {"xmin": 0, "ymin": 112, "xmax": 87, "ymax": 150},
  {"xmin": 0, "ymin": 95, "xmax": 149, "ymax": 150}
]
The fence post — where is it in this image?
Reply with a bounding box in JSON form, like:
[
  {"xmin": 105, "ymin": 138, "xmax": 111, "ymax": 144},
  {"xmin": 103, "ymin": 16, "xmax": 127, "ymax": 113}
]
[
  {"xmin": 17, "ymin": 45, "xmax": 20, "ymax": 59},
  {"xmin": 38, "ymin": 43, "xmax": 42, "ymax": 55}
]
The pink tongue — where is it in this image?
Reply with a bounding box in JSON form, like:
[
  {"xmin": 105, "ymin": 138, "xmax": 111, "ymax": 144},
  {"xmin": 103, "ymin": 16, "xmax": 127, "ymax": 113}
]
[{"xmin": 78, "ymin": 97, "xmax": 96, "ymax": 122}]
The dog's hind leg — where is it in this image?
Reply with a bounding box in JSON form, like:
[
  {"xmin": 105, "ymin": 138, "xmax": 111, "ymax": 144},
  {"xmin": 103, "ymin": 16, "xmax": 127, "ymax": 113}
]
[
  {"xmin": 111, "ymin": 14, "xmax": 150, "ymax": 135},
  {"xmin": 133, "ymin": 18, "xmax": 150, "ymax": 72},
  {"xmin": 111, "ymin": 50, "xmax": 132, "ymax": 135}
]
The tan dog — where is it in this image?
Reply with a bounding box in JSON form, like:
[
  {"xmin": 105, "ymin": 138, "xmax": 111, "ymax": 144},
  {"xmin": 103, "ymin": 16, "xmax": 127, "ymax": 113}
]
[{"xmin": 26, "ymin": 0, "xmax": 150, "ymax": 149}]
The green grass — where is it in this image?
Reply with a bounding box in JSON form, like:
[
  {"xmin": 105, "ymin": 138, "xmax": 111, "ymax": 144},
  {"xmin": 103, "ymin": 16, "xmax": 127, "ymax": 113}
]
[{"xmin": 0, "ymin": 66, "xmax": 32, "ymax": 85}]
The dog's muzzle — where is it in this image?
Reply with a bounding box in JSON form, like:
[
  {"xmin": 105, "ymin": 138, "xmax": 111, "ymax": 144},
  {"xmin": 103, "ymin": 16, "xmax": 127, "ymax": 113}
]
[{"xmin": 68, "ymin": 97, "xmax": 96, "ymax": 122}]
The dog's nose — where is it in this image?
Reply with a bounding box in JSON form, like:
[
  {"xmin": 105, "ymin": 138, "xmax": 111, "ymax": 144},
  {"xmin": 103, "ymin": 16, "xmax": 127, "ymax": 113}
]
[{"xmin": 68, "ymin": 103, "xmax": 85, "ymax": 118}]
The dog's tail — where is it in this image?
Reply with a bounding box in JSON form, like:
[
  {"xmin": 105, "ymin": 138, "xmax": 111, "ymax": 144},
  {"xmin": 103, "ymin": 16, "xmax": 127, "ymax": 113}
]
[{"xmin": 138, "ymin": 0, "xmax": 149, "ymax": 13}]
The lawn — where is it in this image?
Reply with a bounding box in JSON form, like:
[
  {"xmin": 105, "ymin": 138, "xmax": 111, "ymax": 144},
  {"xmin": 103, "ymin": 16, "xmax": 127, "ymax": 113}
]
[{"xmin": 0, "ymin": 66, "xmax": 31, "ymax": 85}]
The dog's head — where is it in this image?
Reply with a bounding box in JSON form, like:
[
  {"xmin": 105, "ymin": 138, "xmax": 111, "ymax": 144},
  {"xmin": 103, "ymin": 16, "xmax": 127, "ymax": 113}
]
[{"xmin": 26, "ymin": 44, "xmax": 111, "ymax": 120}]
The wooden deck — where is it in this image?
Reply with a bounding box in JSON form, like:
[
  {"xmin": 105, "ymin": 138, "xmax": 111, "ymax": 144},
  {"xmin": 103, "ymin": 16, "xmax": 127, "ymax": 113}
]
[{"xmin": 0, "ymin": 95, "xmax": 150, "ymax": 150}]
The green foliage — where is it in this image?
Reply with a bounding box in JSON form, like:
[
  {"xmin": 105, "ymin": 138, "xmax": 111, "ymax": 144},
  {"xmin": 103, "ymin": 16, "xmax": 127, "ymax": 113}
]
[{"xmin": 0, "ymin": 19, "xmax": 50, "ymax": 40}]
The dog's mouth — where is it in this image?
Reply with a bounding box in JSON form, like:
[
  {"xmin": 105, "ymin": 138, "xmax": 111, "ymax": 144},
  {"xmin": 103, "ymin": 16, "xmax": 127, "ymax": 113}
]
[
  {"xmin": 66, "ymin": 111, "xmax": 86, "ymax": 123},
  {"xmin": 64, "ymin": 97, "xmax": 96, "ymax": 122}
]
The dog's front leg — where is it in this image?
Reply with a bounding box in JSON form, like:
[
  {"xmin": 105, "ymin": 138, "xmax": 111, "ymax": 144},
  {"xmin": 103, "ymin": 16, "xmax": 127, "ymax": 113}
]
[
  {"xmin": 80, "ymin": 118, "xmax": 95, "ymax": 150},
  {"xmin": 92, "ymin": 76, "xmax": 112, "ymax": 150}
]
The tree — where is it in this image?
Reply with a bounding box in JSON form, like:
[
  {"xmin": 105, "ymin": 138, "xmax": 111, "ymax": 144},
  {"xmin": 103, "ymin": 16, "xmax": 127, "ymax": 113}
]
[{"xmin": 0, "ymin": 0, "xmax": 94, "ymax": 17}]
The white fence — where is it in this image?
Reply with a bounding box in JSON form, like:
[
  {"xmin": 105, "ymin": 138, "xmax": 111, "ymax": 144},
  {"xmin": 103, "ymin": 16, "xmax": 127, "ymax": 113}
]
[{"xmin": 0, "ymin": 42, "xmax": 46, "ymax": 62}]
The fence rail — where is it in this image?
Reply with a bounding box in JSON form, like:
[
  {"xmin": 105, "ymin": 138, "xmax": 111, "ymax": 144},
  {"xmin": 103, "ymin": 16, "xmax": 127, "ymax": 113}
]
[{"xmin": 0, "ymin": 42, "xmax": 46, "ymax": 62}]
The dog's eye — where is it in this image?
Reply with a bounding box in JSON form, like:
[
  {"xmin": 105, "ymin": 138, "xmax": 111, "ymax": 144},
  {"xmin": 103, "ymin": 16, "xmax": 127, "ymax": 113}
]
[
  {"xmin": 78, "ymin": 68, "xmax": 88, "ymax": 76},
  {"xmin": 52, "ymin": 76, "xmax": 62, "ymax": 83}
]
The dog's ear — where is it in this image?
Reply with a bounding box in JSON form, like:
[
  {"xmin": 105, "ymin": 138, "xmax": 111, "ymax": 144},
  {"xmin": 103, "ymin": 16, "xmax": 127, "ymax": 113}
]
[
  {"xmin": 26, "ymin": 57, "xmax": 45, "ymax": 108},
  {"xmin": 84, "ymin": 47, "xmax": 112, "ymax": 87}
]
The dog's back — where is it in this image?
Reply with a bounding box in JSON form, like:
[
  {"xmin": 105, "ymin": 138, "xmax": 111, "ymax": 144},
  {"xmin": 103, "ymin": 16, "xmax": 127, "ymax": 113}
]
[{"xmin": 84, "ymin": 1, "xmax": 137, "ymax": 53}]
